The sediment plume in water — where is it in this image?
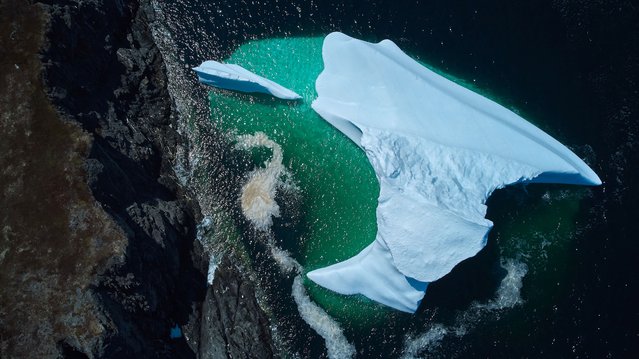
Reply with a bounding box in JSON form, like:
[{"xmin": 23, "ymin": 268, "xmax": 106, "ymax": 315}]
[{"xmin": 235, "ymin": 132, "xmax": 286, "ymax": 231}]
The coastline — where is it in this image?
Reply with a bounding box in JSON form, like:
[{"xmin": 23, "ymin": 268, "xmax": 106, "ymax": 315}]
[{"xmin": 0, "ymin": 0, "xmax": 275, "ymax": 357}]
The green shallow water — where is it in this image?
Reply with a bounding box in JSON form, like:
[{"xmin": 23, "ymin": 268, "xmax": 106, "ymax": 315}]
[
  {"xmin": 206, "ymin": 36, "xmax": 586, "ymax": 329},
  {"xmin": 209, "ymin": 37, "xmax": 390, "ymax": 322}
]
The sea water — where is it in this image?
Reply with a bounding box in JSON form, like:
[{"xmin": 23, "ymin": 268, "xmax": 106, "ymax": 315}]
[
  {"xmin": 208, "ymin": 37, "xmax": 390, "ymax": 321},
  {"xmin": 147, "ymin": 1, "xmax": 599, "ymax": 355},
  {"xmin": 202, "ymin": 36, "xmax": 589, "ymax": 356}
]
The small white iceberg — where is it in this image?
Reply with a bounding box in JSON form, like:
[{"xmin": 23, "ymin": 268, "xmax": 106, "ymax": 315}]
[
  {"xmin": 308, "ymin": 32, "xmax": 601, "ymax": 313},
  {"xmin": 193, "ymin": 60, "xmax": 301, "ymax": 100}
]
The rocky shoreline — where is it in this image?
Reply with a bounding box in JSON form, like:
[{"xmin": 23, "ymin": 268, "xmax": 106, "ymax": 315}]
[{"xmin": 1, "ymin": 0, "xmax": 274, "ymax": 357}]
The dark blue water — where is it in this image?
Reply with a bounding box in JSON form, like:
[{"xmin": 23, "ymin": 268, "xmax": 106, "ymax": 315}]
[{"xmin": 153, "ymin": 0, "xmax": 639, "ymax": 357}]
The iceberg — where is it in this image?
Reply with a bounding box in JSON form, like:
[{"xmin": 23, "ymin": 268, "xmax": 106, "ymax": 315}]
[
  {"xmin": 308, "ymin": 32, "xmax": 601, "ymax": 313},
  {"xmin": 193, "ymin": 60, "xmax": 301, "ymax": 100}
]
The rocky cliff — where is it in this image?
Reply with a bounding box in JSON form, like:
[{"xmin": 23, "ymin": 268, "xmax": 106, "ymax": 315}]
[{"xmin": 0, "ymin": 0, "xmax": 274, "ymax": 357}]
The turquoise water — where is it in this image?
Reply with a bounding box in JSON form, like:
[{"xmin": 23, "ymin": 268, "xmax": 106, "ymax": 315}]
[
  {"xmin": 202, "ymin": 35, "xmax": 588, "ymax": 354},
  {"xmin": 208, "ymin": 37, "xmax": 388, "ymax": 322}
]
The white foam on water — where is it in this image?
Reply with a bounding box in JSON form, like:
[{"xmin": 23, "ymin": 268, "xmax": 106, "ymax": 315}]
[
  {"xmin": 269, "ymin": 241, "xmax": 303, "ymax": 275},
  {"xmin": 194, "ymin": 216, "xmax": 220, "ymax": 284},
  {"xmin": 402, "ymin": 324, "xmax": 448, "ymax": 358},
  {"xmin": 401, "ymin": 259, "xmax": 528, "ymax": 358},
  {"xmin": 479, "ymin": 259, "xmax": 527, "ymax": 311},
  {"xmin": 292, "ymin": 276, "xmax": 356, "ymax": 359},
  {"xmin": 206, "ymin": 256, "xmax": 218, "ymax": 285},
  {"xmin": 265, "ymin": 238, "xmax": 356, "ymax": 358},
  {"xmin": 234, "ymin": 130, "xmax": 356, "ymax": 357},
  {"xmin": 196, "ymin": 216, "xmax": 214, "ymax": 242}
]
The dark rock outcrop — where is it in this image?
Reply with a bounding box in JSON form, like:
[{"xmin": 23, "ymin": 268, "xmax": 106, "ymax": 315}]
[
  {"xmin": 1, "ymin": 0, "xmax": 126, "ymax": 356},
  {"xmin": 36, "ymin": 0, "xmax": 275, "ymax": 357},
  {"xmin": 199, "ymin": 258, "xmax": 275, "ymax": 359},
  {"xmin": 40, "ymin": 1, "xmax": 203, "ymax": 356}
]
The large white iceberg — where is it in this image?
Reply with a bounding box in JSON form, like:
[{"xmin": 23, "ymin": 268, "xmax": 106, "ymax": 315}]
[
  {"xmin": 308, "ymin": 32, "xmax": 601, "ymax": 313},
  {"xmin": 193, "ymin": 60, "xmax": 301, "ymax": 100}
]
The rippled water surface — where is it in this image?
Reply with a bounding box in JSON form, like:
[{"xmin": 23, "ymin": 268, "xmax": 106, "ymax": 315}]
[{"xmin": 148, "ymin": 0, "xmax": 616, "ymax": 357}]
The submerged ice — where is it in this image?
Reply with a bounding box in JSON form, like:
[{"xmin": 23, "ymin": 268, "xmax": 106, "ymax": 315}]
[
  {"xmin": 308, "ymin": 32, "xmax": 601, "ymax": 313},
  {"xmin": 193, "ymin": 60, "xmax": 301, "ymax": 100}
]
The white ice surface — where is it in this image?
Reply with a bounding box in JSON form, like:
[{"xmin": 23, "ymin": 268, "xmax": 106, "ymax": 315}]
[
  {"xmin": 308, "ymin": 32, "xmax": 601, "ymax": 313},
  {"xmin": 193, "ymin": 60, "xmax": 301, "ymax": 100},
  {"xmin": 307, "ymin": 240, "xmax": 428, "ymax": 313}
]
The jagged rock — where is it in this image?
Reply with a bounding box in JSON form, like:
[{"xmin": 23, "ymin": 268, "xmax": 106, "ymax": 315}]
[
  {"xmin": 199, "ymin": 258, "xmax": 275, "ymax": 359},
  {"xmin": 35, "ymin": 0, "xmax": 275, "ymax": 357}
]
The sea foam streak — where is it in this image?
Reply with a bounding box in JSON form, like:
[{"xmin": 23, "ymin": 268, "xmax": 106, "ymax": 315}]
[
  {"xmin": 292, "ymin": 276, "xmax": 356, "ymax": 359},
  {"xmin": 237, "ymin": 133, "xmax": 356, "ymax": 357},
  {"xmin": 267, "ymin": 236, "xmax": 356, "ymax": 358},
  {"xmin": 401, "ymin": 259, "xmax": 528, "ymax": 358},
  {"xmin": 266, "ymin": 221, "xmax": 356, "ymax": 358},
  {"xmin": 268, "ymin": 239, "xmax": 356, "ymax": 359},
  {"xmin": 309, "ymin": 32, "xmax": 601, "ymax": 312}
]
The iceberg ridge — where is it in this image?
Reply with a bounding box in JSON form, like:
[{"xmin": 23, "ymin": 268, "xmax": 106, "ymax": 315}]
[{"xmin": 308, "ymin": 32, "xmax": 601, "ymax": 313}]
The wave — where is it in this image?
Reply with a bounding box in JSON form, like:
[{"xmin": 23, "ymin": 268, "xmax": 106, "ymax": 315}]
[
  {"xmin": 269, "ymin": 240, "xmax": 303, "ymax": 275},
  {"xmin": 401, "ymin": 259, "xmax": 528, "ymax": 358},
  {"xmin": 266, "ymin": 237, "xmax": 355, "ymax": 358},
  {"xmin": 292, "ymin": 276, "xmax": 356, "ymax": 359},
  {"xmin": 402, "ymin": 324, "xmax": 449, "ymax": 357}
]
